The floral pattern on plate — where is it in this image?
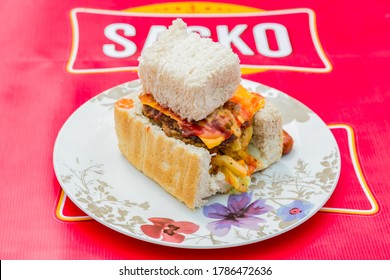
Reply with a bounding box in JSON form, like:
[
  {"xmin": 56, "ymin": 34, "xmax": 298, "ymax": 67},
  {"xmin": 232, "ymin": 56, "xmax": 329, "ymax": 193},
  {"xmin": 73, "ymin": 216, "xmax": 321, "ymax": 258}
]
[
  {"xmin": 141, "ymin": 218, "xmax": 199, "ymax": 244},
  {"xmin": 203, "ymin": 192, "xmax": 273, "ymax": 237}
]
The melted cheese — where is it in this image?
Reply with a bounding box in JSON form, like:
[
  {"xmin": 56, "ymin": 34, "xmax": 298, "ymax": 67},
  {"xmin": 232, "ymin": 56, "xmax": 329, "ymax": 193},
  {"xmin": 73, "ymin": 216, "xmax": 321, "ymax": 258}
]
[
  {"xmin": 139, "ymin": 94, "xmax": 182, "ymax": 122},
  {"xmin": 230, "ymin": 85, "xmax": 265, "ymax": 121},
  {"xmin": 198, "ymin": 135, "xmax": 226, "ymax": 149}
]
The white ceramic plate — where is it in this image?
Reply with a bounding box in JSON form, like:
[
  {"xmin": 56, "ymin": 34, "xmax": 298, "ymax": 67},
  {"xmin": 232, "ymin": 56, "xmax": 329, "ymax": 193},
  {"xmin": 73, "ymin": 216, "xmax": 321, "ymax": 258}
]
[{"xmin": 53, "ymin": 79, "xmax": 340, "ymax": 249}]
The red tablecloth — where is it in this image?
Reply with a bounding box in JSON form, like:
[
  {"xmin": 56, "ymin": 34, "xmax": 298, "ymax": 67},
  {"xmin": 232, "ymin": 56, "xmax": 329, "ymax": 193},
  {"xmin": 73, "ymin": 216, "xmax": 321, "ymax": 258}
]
[{"xmin": 1, "ymin": 0, "xmax": 389, "ymax": 259}]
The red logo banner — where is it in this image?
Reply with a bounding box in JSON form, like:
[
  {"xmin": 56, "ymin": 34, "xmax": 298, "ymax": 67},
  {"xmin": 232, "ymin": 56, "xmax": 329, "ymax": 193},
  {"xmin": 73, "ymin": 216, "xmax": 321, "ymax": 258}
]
[{"xmin": 67, "ymin": 8, "xmax": 332, "ymax": 74}]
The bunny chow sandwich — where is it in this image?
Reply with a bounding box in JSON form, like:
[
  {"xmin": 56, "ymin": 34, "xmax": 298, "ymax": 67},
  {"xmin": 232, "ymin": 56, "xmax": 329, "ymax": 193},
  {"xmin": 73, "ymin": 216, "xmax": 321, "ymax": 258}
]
[{"xmin": 114, "ymin": 19, "xmax": 292, "ymax": 209}]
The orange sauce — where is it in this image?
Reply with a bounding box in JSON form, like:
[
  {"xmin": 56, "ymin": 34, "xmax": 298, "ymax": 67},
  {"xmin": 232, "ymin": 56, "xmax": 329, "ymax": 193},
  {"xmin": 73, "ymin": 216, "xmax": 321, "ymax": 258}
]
[{"xmin": 116, "ymin": 98, "xmax": 134, "ymax": 109}]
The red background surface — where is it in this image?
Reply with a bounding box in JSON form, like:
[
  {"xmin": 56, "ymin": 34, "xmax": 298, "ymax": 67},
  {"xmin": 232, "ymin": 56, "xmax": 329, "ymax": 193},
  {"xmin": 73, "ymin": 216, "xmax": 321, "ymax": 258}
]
[{"xmin": 1, "ymin": 0, "xmax": 389, "ymax": 259}]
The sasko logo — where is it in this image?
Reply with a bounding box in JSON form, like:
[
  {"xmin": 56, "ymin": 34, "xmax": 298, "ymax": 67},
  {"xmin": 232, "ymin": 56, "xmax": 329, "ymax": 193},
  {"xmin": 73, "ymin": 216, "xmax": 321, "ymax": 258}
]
[{"xmin": 67, "ymin": 3, "xmax": 332, "ymax": 74}]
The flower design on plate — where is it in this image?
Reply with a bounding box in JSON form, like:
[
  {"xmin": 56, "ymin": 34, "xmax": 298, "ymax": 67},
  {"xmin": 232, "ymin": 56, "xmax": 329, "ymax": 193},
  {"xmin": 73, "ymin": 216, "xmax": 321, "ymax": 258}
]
[
  {"xmin": 141, "ymin": 217, "xmax": 199, "ymax": 243},
  {"xmin": 276, "ymin": 200, "xmax": 314, "ymax": 222},
  {"xmin": 203, "ymin": 192, "xmax": 273, "ymax": 237}
]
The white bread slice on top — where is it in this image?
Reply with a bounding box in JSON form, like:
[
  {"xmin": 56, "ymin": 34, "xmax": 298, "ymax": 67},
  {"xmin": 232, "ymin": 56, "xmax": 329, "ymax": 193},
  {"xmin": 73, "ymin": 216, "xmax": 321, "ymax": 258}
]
[
  {"xmin": 138, "ymin": 18, "xmax": 241, "ymax": 121},
  {"xmin": 114, "ymin": 91, "xmax": 283, "ymax": 209}
]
